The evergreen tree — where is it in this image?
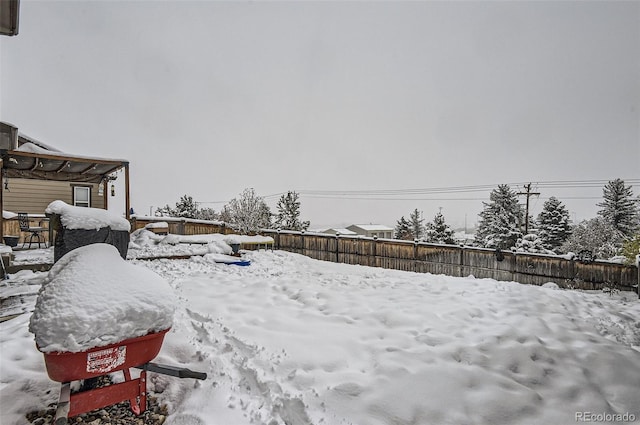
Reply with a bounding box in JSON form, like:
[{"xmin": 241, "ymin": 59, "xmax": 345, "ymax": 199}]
[
  {"xmin": 597, "ymin": 178, "xmax": 639, "ymax": 237},
  {"xmin": 154, "ymin": 195, "xmax": 219, "ymax": 220},
  {"xmin": 195, "ymin": 207, "xmax": 218, "ymax": 221},
  {"xmin": 561, "ymin": 217, "xmax": 622, "ymax": 259},
  {"xmin": 424, "ymin": 211, "xmax": 456, "ymax": 244},
  {"xmin": 394, "ymin": 216, "xmax": 412, "ymax": 240},
  {"xmin": 621, "ymin": 233, "xmax": 640, "ymax": 265},
  {"xmin": 474, "ymin": 184, "xmax": 524, "ymax": 249},
  {"xmin": 536, "ymin": 196, "xmax": 572, "ymax": 252},
  {"xmin": 409, "ymin": 209, "xmax": 425, "ymax": 240},
  {"xmin": 156, "ymin": 194, "xmax": 203, "ymax": 219},
  {"xmin": 275, "ymin": 191, "xmax": 310, "ymax": 231},
  {"xmin": 155, "ymin": 204, "xmax": 174, "ymax": 217},
  {"xmin": 222, "ymin": 188, "xmax": 272, "ymax": 234},
  {"xmin": 174, "ymin": 195, "xmax": 199, "ymax": 218}
]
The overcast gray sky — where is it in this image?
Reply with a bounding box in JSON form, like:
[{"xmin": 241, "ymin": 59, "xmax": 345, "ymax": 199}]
[{"xmin": 1, "ymin": 0, "xmax": 639, "ymax": 229}]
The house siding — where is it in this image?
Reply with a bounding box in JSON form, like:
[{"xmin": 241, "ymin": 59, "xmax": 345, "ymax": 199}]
[{"xmin": 2, "ymin": 178, "xmax": 103, "ymax": 213}]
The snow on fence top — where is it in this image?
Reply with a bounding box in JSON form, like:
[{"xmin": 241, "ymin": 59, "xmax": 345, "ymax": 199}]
[
  {"xmin": 144, "ymin": 221, "xmax": 169, "ymax": 229},
  {"xmin": 46, "ymin": 200, "xmax": 131, "ymax": 232},
  {"xmin": 29, "ymin": 243, "xmax": 175, "ymax": 353}
]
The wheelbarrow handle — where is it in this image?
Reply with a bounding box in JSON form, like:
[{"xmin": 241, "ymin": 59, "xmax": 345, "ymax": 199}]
[{"xmin": 137, "ymin": 362, "xmax": 208, "ymax": 380}]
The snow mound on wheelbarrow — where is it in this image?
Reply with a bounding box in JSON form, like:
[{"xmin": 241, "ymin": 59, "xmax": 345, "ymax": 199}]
[{"xmin": 29, "ymin": 243, "xmax": 175, "ymax": 353}]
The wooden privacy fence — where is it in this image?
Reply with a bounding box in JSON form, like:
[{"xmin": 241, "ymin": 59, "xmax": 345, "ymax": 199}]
[
  {"xmin": 131, "ymin": 217, "xmax": 235, "ymax": 236},
  {"xmin": 130, "ymin": 217, "xmax": 638, "ymax": 293},
  {"xmin": 265, "ymin": 230, "xmax": 639, "ymax": 293}
]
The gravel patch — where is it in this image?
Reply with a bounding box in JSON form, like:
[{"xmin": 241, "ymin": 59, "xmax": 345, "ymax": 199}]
[{"xmin": 26, "ymin": 376, "xmax": 168, "ymax": 425}]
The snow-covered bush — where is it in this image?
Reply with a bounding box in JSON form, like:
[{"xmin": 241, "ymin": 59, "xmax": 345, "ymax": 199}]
[
  {"xmin": 220, "ymin": 188, "xmax": 271, "ymax": 234},
  {"xmin": 515, "ymin": 234, "xmax": 555, "ymax": 254},
  {"xmin": 561, "ymin": 217, "xmax": 622, "ymax": 260}
]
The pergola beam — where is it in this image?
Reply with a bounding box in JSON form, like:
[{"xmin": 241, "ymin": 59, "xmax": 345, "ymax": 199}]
[
  {"xmin": 56, "ymin": 161, "xmax": 70, "ymax": 173},
  {"xmin": 29, "ymin": 158, "xmax": 39, "ymax": 171},
  {"xmin": 80, "ymin": 163, "xmax": 98, "ymax": 175}
]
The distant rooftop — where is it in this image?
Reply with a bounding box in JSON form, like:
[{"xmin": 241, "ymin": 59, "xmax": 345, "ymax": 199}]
[
  {"xmin": 323, "ymin": 228, "xmax": 357, "ymax": 235},
  {"xmin": 348, "ymin": 224, "xmax": 394, "ymax": 231}
]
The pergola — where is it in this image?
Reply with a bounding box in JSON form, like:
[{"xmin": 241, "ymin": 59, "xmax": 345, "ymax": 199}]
[{"xmin": 0, "ymin": 149, "xmax": 130, "ymax": 239}]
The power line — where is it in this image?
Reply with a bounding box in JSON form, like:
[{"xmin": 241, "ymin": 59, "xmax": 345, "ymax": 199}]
[
  {"xmin": 296, "ymin": 195, "xmax": 604, "ymax": 201},
  {"xmin": 296, "ymin": 179, "xmax": 640, "ymax": 199},
  {"xmin": 196, "ymin": 192, "xmax": 286, "ymax": 204},
  {"xmin": 194, "ymin": 179, "xmax": 639, "ymax": 204}
]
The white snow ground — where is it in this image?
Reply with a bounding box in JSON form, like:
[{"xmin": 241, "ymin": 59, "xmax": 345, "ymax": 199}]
[{"xmin": 1, "ymin": 241, "xmax": 639, "ymax": 425}]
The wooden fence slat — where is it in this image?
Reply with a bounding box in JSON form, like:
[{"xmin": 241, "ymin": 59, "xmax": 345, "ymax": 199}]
[
  {"xmin": 262, "ymin": 230, "xmax": 637, "ymax": 291},
  {"xmin": 128, "ymin": 219, "xmax": 638, "ymax": 293}
]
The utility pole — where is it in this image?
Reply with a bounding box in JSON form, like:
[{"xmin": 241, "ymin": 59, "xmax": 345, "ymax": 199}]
[
  {"xmin": 464, "ymin": 213, "xmax": 467, "ymax": 235},
  {"xmin": 517, "ymin": 183, "xmax": 540, "ymax": 234}
]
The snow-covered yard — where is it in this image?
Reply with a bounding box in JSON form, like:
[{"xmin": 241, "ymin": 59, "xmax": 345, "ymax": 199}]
[{"xmin": 1, "ymin": 239, "xmax": 639, "ymax": 425}]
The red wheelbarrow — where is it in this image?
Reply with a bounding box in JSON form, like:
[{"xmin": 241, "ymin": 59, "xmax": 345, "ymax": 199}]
[{"xmin": 39, "ymin": 328, "xmax": 206, "ymax": 425}]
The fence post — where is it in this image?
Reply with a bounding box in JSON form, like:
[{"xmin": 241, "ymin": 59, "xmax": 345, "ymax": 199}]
[
  {"xmin": 335, "ymin": 233, "xmax": 339, "ymax": 263},
  {"xmin": 567, "ymin": 255, "xmax": 576, "ymax": 289},
  {"xmin": 276, "ymin": 229, "xmax": 280, "ymax": 250},
  {"xmin": 414, "ymin": 239, "xmax": 419, "ymax": 272},
  {"xmin": 301, "ymin": 231, "xmax": 305, "ymax": 256},
  {"xmin": 373, "ymin": 235, "xmax": 378, "ymax": 268},
  {"xmin": 636, "ymin": 254, "xmax": 639, "ymax": 298},
  {"xmin": 459, "ymin": 245, "xmax": 465, "ymax": 277}
]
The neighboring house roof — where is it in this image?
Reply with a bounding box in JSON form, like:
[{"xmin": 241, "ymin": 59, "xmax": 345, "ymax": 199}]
[
  {"xmin": 348, "ymin": 224, "xmax": 394, "ymax": 232},
  {"xmin": 323, "ymin": 228, "xmax": 357, "ymax": 235},
  {"xmin": 17, "ymin": 133, "xmax": 63, "ymax": 153}
]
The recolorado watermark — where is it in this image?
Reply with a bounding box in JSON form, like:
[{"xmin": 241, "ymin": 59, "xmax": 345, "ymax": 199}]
[{"xmin": 576, "ymin": 412, "xmax": 637, "ymax": 422}]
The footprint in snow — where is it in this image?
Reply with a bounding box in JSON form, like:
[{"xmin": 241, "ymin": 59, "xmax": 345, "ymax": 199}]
[{"xmin": 164, "ymin": 413, "xmax": 206, "ymax": 425}]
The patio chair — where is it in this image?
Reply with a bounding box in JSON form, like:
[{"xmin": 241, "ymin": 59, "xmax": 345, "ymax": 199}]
[{"xmin": 18, "ymin": 213, "xmax": 47, "ymax": 249}]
